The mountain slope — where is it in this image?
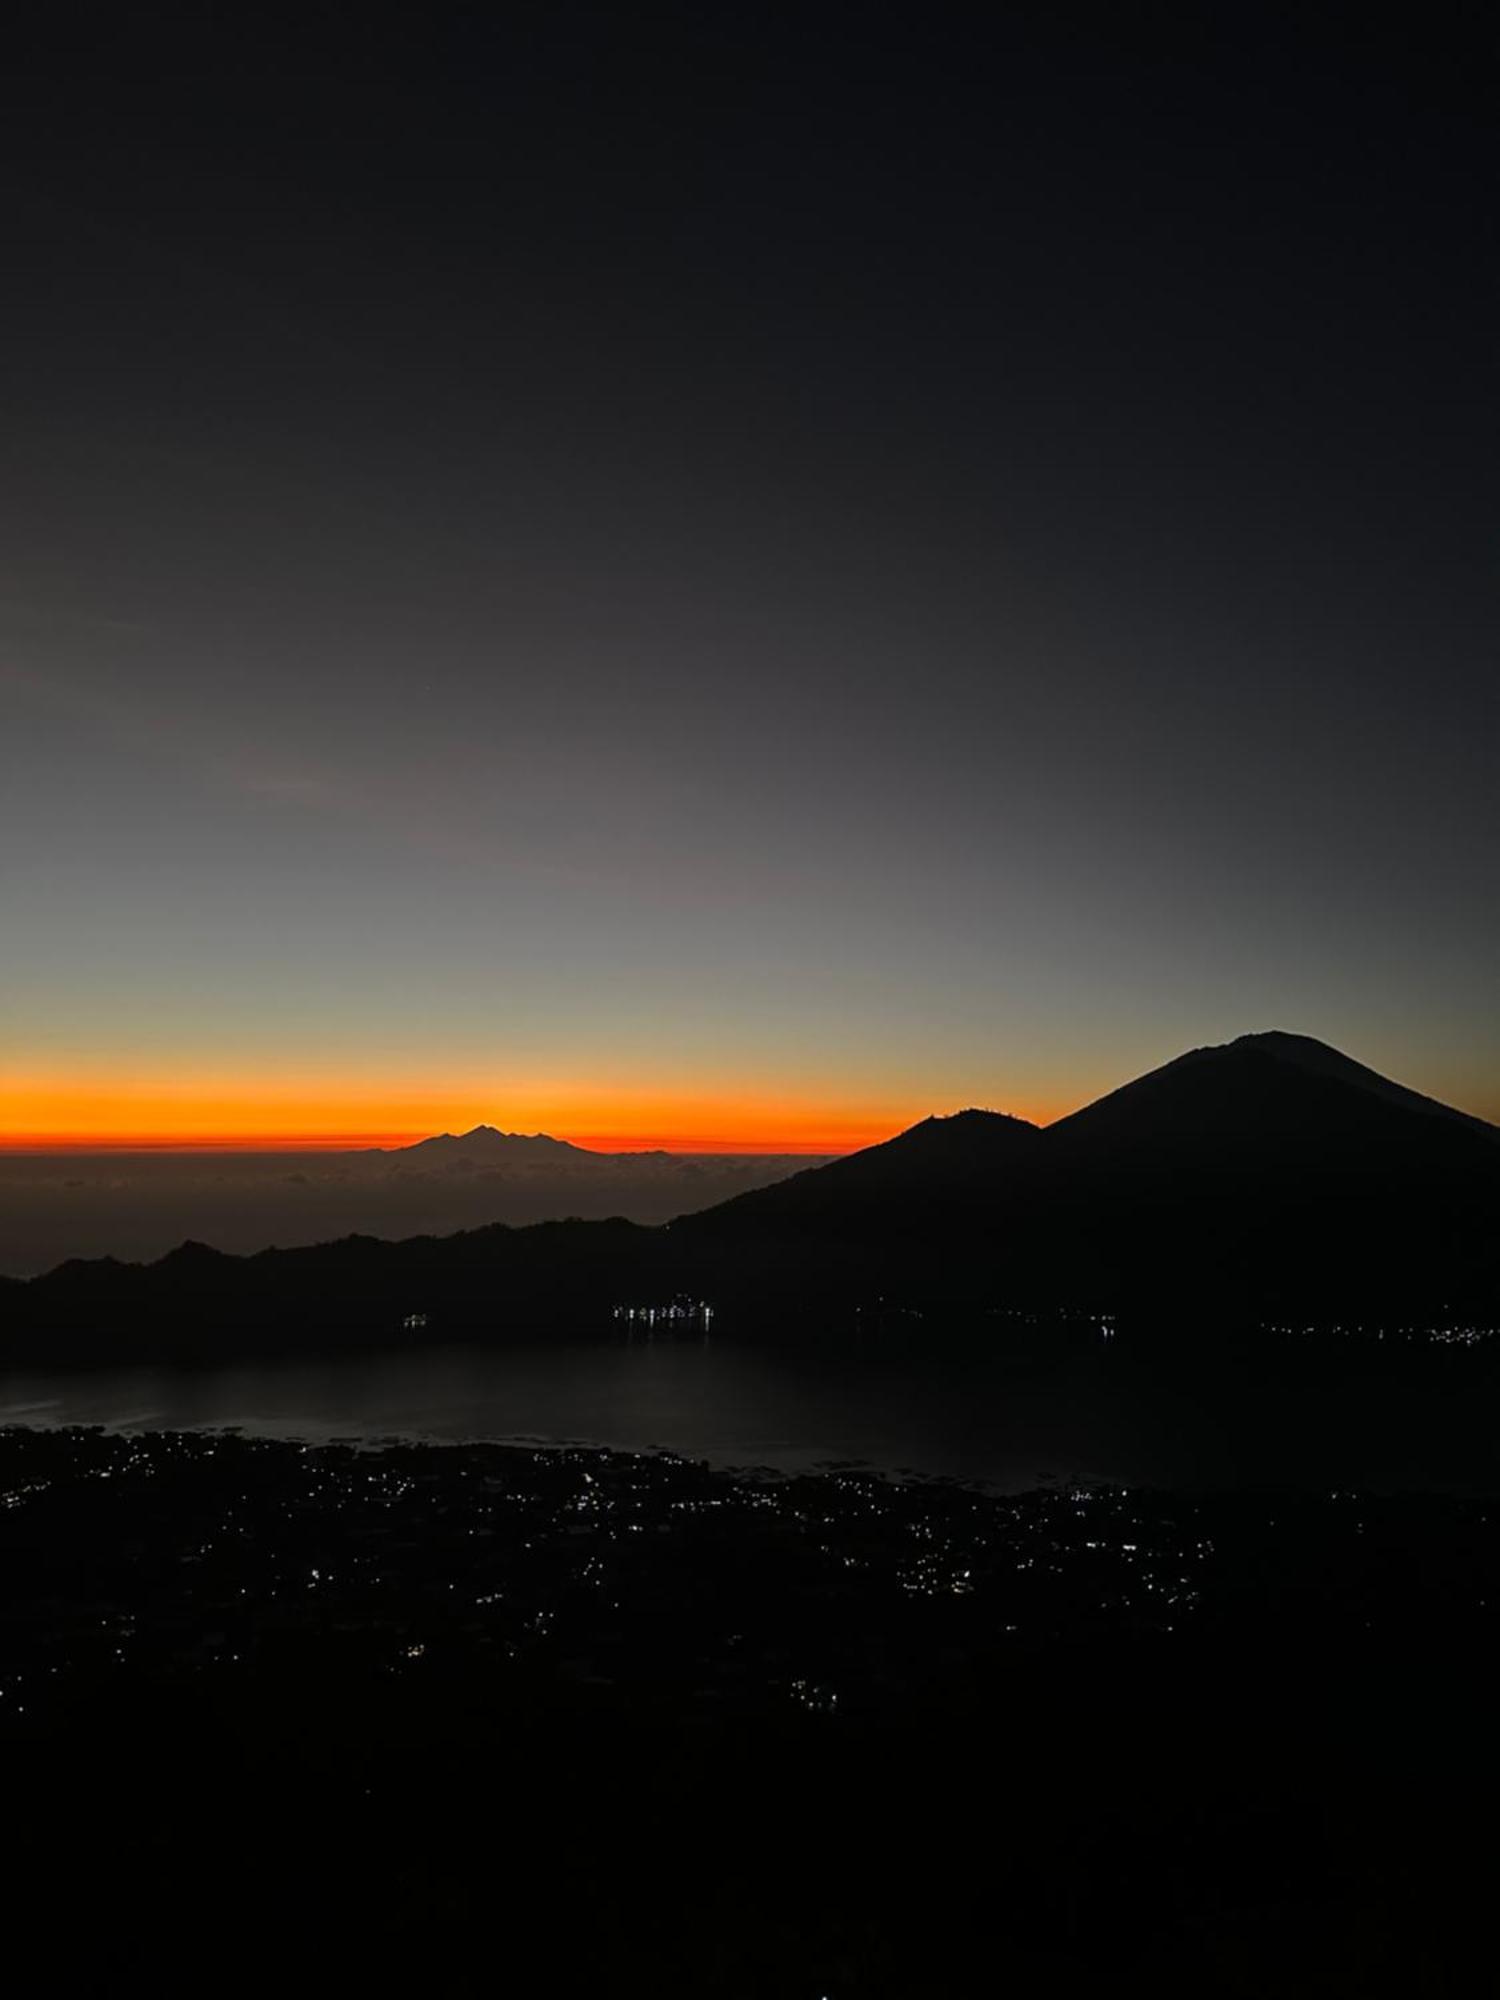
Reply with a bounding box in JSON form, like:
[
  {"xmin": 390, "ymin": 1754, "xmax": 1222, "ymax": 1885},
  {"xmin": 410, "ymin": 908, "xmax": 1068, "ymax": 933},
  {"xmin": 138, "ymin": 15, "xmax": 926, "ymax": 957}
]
[
  {"xmin": 678, "ymin": 1108, "xmax": 1041, "ymax": 1236},
  {"xmin": 1048, "ymin": 1032, "xmax": 1500, "ymax": 1164},
  {"xmin": 1033, "ymin": 1034, "xmax": 1500, "ymax": 1306}
]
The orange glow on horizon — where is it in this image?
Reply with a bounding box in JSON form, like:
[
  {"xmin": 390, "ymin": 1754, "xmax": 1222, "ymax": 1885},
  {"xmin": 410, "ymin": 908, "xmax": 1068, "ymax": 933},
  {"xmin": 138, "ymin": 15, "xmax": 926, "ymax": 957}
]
[
  {"xmin": 0, "ymin": 1071, "xmax": 1065, "ymax": 1155},
  {"xmin": 0, "ymin": 1130, "xmax": 864, "ymax": 1156}
]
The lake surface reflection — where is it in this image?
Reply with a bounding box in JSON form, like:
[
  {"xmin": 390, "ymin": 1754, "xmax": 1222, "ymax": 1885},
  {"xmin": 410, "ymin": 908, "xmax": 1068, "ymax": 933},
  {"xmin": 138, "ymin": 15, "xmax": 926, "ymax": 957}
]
[{"xmin": 1, "ymin": 1335, "xmax": 1495, "ymax": 1490}]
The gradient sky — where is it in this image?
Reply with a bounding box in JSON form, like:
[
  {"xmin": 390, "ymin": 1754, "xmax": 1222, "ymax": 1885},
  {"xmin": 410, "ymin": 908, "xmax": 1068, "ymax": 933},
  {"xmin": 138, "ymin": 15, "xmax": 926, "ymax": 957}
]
[{"xmin": 3, "ymin": 8, "xmax": 1496, "ymax": 1147}]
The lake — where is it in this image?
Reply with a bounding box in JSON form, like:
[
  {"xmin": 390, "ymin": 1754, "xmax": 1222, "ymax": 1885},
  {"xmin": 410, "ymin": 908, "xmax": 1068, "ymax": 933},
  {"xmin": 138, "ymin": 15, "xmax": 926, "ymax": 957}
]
[{"xmin": 2, "ymin": 1332, "xmax": 1495, "ymax": 1490}]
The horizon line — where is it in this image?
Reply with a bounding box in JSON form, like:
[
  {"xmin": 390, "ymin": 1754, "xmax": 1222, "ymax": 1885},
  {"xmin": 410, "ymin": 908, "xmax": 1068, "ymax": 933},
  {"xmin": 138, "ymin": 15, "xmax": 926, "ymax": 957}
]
[{"xmin": 0, "ymin": 1131, "xmax": 861, "ymax": 1157}]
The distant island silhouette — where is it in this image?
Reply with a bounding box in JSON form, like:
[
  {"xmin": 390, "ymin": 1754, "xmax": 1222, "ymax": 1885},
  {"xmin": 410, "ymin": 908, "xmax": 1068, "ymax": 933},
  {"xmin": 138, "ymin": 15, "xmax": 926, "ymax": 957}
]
[
  {"xmin": 376, "ymin": 1125, "xmax": 666, "ymax": 1162},
  {"xmin": 0, "ymin": 1133, "xmax": 836, "ymax": 1278},
  {"xmin": 4, "ymin": 1033, "xmax": 1498, "ymax": 1365}
]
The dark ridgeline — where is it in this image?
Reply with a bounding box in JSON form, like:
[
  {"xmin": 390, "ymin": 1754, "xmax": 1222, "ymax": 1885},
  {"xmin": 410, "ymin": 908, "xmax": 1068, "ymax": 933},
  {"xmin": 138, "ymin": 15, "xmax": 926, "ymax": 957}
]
[{"xmin": 3, "ymin": 1032, "xmax": 1498, "ymax": 1364}]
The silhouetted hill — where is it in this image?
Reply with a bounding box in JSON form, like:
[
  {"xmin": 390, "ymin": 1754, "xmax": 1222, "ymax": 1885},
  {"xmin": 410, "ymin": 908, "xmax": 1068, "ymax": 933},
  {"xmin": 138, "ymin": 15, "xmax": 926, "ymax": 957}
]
[
  {"xmin": 1, "ymin": 1217, "xmax": 666, "ymax": 1365},
  {"xmin": 663, "ymin": 1108, "xmax": 1042, "ymax": 1305},
  {"xmin": 681, "ymin": 1109, "xmax": 1041, "ymax": 1234}
]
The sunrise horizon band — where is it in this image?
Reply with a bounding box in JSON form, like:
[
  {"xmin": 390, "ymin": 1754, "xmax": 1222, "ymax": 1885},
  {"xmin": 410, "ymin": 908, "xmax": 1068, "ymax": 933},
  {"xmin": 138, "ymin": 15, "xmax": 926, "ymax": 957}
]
[{"xmin": 0, "ymin": 1074, "xmax": 1072, "ymax": 1155}]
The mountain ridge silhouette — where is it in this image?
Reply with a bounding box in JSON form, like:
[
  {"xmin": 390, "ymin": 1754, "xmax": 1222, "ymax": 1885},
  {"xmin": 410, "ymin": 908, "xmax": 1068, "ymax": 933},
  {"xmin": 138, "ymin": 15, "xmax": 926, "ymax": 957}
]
[{"xmin": 5, "ymin": 1034, "xmax": 1498, "ymax": 1359}]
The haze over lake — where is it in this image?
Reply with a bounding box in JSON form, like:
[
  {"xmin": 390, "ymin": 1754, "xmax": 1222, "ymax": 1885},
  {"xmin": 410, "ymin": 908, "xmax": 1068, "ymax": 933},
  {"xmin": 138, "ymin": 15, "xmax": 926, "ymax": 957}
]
[
  {"xmin": 0, "ymin": 1133, "xmax": 829, "ymax": 1277},
  {"xmin": 5, "ymin": 1333, "xmax": 1496, "ymax": 1494}
]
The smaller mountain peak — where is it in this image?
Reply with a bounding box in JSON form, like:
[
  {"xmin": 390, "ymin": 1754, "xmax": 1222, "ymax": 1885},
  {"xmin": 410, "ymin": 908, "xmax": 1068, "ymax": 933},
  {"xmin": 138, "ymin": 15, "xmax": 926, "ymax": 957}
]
[{"xmin": 158, "ymin": 1239, "xmax": 228, "ymax": 1268}]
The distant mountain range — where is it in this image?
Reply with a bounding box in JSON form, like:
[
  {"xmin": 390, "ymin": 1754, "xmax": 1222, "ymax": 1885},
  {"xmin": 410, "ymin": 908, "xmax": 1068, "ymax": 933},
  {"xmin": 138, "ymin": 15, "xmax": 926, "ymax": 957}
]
[
  {"xmin": 4, "ymin": 1033, "xmax": 1498, "ymax": 1362},
  {"xmin": 0, "ymin": 1134, "xmax": 833, "ymax": 1276},
  {"xmin": 383, "ymin": 1125, "xmax": 600, "ymax": 1162},
  {"xmin": 375, "ymin": 1125, "xmax": 679, "ymax": 1165}
]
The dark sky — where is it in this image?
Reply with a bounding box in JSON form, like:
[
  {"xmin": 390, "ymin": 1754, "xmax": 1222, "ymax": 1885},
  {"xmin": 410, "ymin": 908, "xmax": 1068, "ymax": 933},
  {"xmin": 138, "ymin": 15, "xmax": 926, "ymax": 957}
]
[{"xmin": 3, "ymin": 6, "xmax": 1496, "ymax": 1142}]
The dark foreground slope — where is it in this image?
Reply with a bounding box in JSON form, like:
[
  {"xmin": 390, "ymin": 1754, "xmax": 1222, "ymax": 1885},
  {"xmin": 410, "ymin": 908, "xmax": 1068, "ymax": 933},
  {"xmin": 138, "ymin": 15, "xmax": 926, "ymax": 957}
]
[
  {"xmin": 4, "ymin": 1035, "xmax": 1497, "ymax": 1364},
  {"xmin": 4, "ymin": 1425, "xmax": 1498, "ymax": 1998}
]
